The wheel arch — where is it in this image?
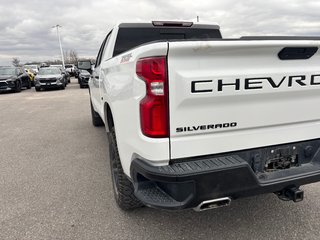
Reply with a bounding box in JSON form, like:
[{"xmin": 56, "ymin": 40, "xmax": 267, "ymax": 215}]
[{"xmin": 104, "ymin": 102, "xmax": 114, "ymax": 133}]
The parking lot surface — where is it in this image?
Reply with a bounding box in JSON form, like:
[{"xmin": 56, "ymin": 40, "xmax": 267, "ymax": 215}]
[{"xmin": 1, "ymin": 79, "xmax": 320, "ymax": 240}]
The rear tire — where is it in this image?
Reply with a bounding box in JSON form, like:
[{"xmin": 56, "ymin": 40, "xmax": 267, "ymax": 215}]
[
  {"xmin": 108, "ymin": 127, "xmax": 143, "ymax": 210},
  {"xmin": 90, "ymin": 101, "xmax": 104, "ymax": 126},
  {"xmin": 35, "ymin": 87, "xmax": 40, "ymax": 92}
]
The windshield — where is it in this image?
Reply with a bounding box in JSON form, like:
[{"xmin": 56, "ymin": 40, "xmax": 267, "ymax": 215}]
[
  {"xmin": 80, "ymin": 70, "xmax": 89, "ymax": 74},
  {"xmin": 0, "ymin": 68, "xmax": 16, "ymax": 75},
  {"xmin": 38, "ymin": 68, "xmax": 61, "ymax": 75}
]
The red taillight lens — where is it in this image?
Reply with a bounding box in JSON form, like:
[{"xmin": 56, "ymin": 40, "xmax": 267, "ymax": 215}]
[{"xmin": 136, "ymin": 56, "xmax": 169, "ymax": 138}]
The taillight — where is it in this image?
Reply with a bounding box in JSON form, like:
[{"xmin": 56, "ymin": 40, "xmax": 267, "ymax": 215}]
[{"xmin": 136, "ymin": 56, "xmax": 169, "ymax": 138}]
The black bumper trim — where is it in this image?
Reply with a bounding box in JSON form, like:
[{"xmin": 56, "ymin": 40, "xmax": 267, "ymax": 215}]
[{"xmin": 131, "ymin": 151, "xmax": 320, "ymax": 210}]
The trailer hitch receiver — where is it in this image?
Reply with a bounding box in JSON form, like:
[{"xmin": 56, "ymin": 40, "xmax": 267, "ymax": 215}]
[{"xmin": 276, "ymin": 187, "xmax": 304, "ymax": 202}]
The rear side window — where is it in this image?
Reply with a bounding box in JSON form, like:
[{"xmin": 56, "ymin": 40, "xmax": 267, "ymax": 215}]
[
  {"xmin": 95, "ymin": 31, "xmax": 112, "ymax": 68},
  {"xmin": 113, "ymin": 27, "xmax": 222, "ymax": 57}
]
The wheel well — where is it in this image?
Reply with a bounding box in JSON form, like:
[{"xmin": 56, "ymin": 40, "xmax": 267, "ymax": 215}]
[{"xmin": 104, "ymin": 103, "xmax": 114, "ymax": 132}]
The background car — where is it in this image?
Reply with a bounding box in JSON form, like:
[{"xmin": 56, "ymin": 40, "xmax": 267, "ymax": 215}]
[
  {"xmin": 0, "ymin": 67, "xmax": 31, "ymax": 92},
  {"xmin": 34, "ymin": 67, "xmax": 67, "ymax": 91},
  {"xmin": 50, "ymin": 65, "xmax": 70, "ymax": 84},
  {"xmin": 25, "ymin": 69, "xmax": 35, "ymax": 86},
  {"xmin": 64, "ymin": 71, "xmax": 71, "ymax": 84},
  {"xmin": 65, "ymin": 64, "xmax": 75, "ymax": 76},
  {"xmin": 24, "ymin": 64, "xmax": 39, "ymax": 74},
  {"xmin": 78, "ymin": 70, "xmax": 90, "ymax": 88},
  {"xmin": 74, "ymin": 66, "xmax": 80, "ymax": 79}
]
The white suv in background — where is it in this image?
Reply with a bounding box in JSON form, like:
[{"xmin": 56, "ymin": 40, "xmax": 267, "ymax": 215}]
[{"xmin": 65, "ymin": 64, "xmax": 75, "ymax": 76}]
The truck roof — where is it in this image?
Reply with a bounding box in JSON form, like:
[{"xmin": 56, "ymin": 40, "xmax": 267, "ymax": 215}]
[{"xmin": 118, "ymin": 21, "xmax": 220, "ymax": 30}]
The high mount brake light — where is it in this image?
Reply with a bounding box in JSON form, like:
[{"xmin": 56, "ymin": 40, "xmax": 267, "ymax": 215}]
[
  {"xmin": 136, "ymin": 57, "xmax": 169, "ymax": 138},
  {"xmin": 152, "ymin": 21, "xmax": 193, "ymax": 27}
]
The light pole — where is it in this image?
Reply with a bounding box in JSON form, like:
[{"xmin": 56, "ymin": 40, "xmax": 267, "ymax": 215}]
[{"xmin": 52, "ymin": 24, "xmax": 65, "ymax": 69}]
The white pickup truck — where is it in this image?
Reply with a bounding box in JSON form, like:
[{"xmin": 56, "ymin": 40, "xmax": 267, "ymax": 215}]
[{"xmin": 88, "ymin": 21, "xmax": 320, "ymax": 211}]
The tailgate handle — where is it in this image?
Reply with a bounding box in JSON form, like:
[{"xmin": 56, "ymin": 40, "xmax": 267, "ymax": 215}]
[{"xmin": 278, "ymin": 47, "xmax": 318, "ymax": 60}]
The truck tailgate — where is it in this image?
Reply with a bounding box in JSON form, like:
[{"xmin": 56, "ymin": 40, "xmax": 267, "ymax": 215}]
[{"xmin": 167, "ymin": 40, "xmax": 320, "ymax": 159}]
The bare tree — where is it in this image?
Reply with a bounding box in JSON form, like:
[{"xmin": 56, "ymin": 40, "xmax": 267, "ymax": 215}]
[
  {"xmin": 69, "ymin": 50, "xmax": 78, "ymax": 64},
  {"xmin": 12, "ymin": 57, "xmax": 21, "ymax": 67},
  {"xmin": 63, "ymin": 50, "xmax": 70, "ymax": 64},
  {"xmin": 63, "ymin": 49, "xmax": 79, "ymax": 64}
]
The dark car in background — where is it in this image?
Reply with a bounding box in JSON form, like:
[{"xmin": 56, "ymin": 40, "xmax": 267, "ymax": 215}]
[
  {"xmin": 77, "ymin": 60, "xmax": 93, "ymax": 84},
  {"xmin": 64, "ymin": 71, "xmax": 71, "ymax": 84},
  {"xmin": 34, "ymin": 67, "xmax": 67, "ymax": 91},
  {"xmin": 74, "ymin": 66, "xmax": 80, "ymax": 79},
  {"xmin": 78, "ymin": 70, "xmax": 90, "ymax": 88},
  {"xmin": 77, "ymin": 60, "xmax": 93, "ymax": 74},
  {"xmin": 0, "ymin": 67, "xmax": 31, "ymax": 92}
]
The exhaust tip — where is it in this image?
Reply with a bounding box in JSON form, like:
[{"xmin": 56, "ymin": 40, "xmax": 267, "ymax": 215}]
[{"xmin": 194, "ymin": 197, "xmax": 231, "ymax": 212}]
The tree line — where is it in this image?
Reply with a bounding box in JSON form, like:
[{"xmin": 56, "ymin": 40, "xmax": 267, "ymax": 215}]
[{"xmin": 12, "ymin": 49, "xmax": 93, "ymax": 67}]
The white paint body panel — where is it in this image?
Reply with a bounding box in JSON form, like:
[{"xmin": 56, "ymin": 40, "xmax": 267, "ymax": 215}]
[
  {"xmin": 168, "ymin": 40, "xmax": 320, "ymax": 159},
  {"xmin": 90, "ymin": 29, "xmax": 170, "ymax": 176}
]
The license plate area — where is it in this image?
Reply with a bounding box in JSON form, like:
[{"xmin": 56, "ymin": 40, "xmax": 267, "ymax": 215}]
[
  {"xmin": 264, "ymin": 147, "xmax": 299, "ymax": 172},
  {"xmin": 248, "ymin": 140, "xmax": 319, "ymax": 175}
]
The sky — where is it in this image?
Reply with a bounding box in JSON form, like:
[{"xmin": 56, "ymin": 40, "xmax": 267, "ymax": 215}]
[{"xmin": 1, "ymin": 0, "xmax": 320, "ymax": 65}]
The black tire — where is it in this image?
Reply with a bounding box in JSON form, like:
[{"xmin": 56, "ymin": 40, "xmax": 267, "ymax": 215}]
[
  {"xmin": 14, "ymin": 80, "xmax": 21, "ymax": 92},
  {"xmin": 60, "ymin": 85, "xmax": 65, "ymax": 90},
  {"xmin": 26, "ymin": 79, "xmax": 31, "ymax": 89},
  {"xmin": 90, "ymin": 101, "xmax": 104, "ymax": 126},
  {"xmin": 108, "ymin": 127, "xmax": 143, "ymax": 210},
  {"xmin": 35, "ymin": 87, "xmax": 40, "ymax": 92},
  {"xmin": 80, "ymin": 83, "xmax": 83, "ymax": 88}
]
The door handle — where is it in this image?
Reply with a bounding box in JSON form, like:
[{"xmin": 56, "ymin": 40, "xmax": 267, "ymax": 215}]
[{"xmin": 95, "ymin": 76, "xmax": 99, "ymax": 79}]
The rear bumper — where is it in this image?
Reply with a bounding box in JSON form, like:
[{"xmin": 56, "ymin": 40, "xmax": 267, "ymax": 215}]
[
  {"xmin": 79, "ymin": 78, "xmax": 89, "ymax": 85},
  {"xmin": 130, "ymin": 139, "xmax": 320, "ymax": 210}
]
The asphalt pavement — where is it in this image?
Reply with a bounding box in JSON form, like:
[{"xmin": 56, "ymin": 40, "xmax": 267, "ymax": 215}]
[{"xmin": 1, "ymin": 78, "xmax": 320, "ymax": 240}]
